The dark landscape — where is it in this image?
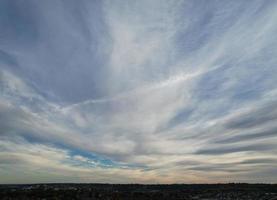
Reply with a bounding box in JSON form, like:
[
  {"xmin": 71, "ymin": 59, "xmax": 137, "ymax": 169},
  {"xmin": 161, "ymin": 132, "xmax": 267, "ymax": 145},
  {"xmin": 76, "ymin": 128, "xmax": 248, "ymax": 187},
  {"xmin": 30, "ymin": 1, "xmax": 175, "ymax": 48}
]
[{"xmin": 1, "ymin": 183, "xmax": 277, "ymax": 200}]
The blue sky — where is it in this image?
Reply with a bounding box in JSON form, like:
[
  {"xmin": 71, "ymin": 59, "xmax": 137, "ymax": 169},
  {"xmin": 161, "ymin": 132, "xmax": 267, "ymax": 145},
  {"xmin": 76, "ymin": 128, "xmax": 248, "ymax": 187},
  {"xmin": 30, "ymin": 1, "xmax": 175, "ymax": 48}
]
[{"xmin": 1, "ymin": 0, "xmax": 277, "ymax": 184}]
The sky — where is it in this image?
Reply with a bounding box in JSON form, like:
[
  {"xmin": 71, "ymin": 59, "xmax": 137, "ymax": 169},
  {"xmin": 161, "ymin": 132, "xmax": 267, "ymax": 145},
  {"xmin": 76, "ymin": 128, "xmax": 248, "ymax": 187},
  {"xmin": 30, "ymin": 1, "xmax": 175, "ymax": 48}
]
[{"xmin": 0, "ymin": 0, "xmax": 277, "ymax": 184}]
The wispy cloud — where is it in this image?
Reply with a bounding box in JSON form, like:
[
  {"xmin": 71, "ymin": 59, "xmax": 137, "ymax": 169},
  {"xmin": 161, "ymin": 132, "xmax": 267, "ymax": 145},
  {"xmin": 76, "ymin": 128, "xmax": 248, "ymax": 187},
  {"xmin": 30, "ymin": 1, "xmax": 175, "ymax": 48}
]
[{"xmin": 1, "ymin": 0, "xmax": 277, "ymax": 183}]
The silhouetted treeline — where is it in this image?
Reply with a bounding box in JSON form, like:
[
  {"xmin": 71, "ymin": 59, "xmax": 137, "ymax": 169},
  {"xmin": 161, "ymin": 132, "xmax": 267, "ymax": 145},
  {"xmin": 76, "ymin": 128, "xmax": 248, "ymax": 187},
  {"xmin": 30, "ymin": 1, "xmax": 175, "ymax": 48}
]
[{"xmin": 0, "ymin": 183, "xmax": 277, "ymax": 199}]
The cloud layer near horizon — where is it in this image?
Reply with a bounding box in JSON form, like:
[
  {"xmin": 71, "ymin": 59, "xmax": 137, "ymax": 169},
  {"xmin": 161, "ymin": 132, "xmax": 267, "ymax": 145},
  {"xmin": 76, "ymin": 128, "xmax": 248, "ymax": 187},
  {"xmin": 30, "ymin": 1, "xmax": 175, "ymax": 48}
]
[{"xmin": 1, "ymin": 0, "xmax": 277, "ymax": 183}]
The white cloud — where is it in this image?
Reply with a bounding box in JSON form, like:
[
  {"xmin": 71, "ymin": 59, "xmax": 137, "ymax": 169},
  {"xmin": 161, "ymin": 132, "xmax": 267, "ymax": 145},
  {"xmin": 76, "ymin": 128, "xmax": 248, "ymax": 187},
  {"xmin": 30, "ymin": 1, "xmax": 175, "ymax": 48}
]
[{"xmin": 1, "ymin": 0, "xmax": 277, "ymax": 183}]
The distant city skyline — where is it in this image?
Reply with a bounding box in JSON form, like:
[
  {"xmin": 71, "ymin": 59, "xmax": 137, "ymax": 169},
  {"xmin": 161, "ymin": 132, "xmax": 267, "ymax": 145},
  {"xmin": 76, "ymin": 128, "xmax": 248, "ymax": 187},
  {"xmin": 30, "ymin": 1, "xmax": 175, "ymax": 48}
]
[{"xmin": 0, "ymin": 0, "xmax": 277, "ymax": 184}]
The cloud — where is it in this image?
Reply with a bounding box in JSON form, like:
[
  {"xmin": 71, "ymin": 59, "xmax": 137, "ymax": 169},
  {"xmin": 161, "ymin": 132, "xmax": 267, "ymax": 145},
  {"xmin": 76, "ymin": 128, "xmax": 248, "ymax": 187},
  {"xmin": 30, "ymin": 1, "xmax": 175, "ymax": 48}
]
[
  {"xmin": 195, "ymin": 143, "xmax": 276, "ymax": 155},
  {"xmin": 1, "ymin": 0, "xmax": 277, "ymax": 183},
  {"xmin": 225, "ymin": 101, "xmax": 277, "ymax": 130}
]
